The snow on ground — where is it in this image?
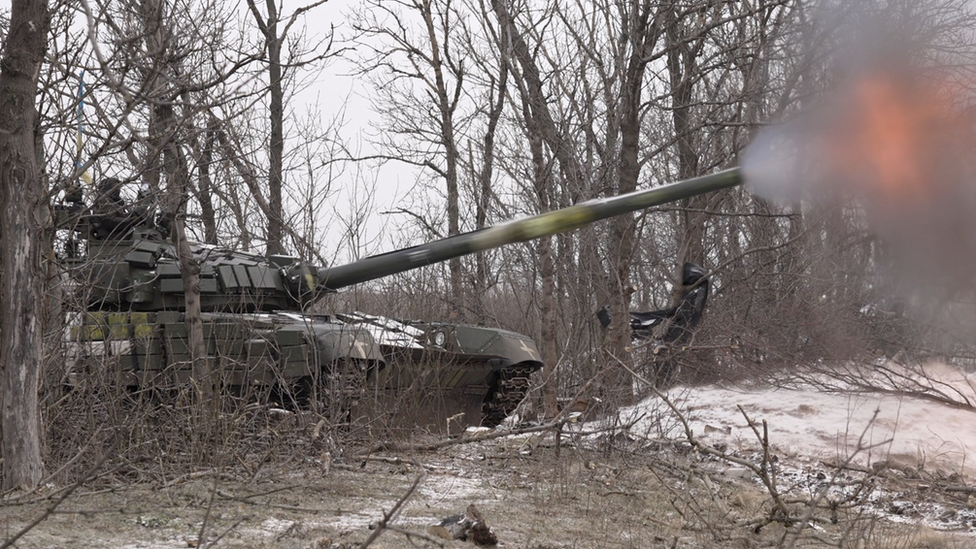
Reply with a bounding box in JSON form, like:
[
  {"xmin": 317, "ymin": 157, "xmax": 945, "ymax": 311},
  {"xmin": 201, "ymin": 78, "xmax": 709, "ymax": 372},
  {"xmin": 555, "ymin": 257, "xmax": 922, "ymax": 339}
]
[
  {"xmin": 675, "ymin": 384, "xmax": 976, "ymax": 474},
  {"xmin": 572, "ymin": 363, "xmax": 976, "ymax": 534},
  {"xmin": 618, "ymin": 362, "xmax": 976, "ymax": 478}
]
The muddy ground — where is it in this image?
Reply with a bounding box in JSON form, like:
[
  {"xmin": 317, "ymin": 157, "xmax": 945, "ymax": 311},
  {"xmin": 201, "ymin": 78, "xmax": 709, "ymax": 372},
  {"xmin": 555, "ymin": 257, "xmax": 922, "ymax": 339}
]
[{"xmin": 2, "ymin": 421, "xmax": 974, "ymax": 549}]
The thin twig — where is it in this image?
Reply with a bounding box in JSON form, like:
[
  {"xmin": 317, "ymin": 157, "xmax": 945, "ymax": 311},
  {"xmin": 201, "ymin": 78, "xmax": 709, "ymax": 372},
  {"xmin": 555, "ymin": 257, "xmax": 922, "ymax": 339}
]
[
  {"xmin": 1, "ymin": 453, "xmax": 110, "ymax": 549},
  {"xmin": 357, "ymin": 468, "xmax": 427, "ymax": 549},
  {"xmin": 197, "ymin": 473, "xmax": 221, "ymax": 548}
]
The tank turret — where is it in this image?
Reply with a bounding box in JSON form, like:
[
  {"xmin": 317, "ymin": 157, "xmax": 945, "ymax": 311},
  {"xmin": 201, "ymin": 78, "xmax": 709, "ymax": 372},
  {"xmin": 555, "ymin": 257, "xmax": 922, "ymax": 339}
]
[{"xmin": 58, "ymin": 169, "xmax": 742, "ymax": 427}]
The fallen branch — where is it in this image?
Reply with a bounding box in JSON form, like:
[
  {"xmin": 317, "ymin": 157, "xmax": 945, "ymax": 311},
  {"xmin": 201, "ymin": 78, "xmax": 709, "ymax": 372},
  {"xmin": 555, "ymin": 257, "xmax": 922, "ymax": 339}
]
[
  {"xmin": 361, "ymin": 420, "xmax": 565, "ymax": 455},
  {"xmin": 215, "ymin": 489, "xmax": 346, "ymax": 514}
]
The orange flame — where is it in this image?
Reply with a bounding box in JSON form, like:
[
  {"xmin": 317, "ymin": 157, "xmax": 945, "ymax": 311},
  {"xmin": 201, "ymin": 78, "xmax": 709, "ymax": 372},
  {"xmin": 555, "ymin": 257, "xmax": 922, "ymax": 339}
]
[
  {"xmin": 822, "ymin": 71, "xmax": 962, "ymax": 204},
  {"xmin": 744, "ymin": 63, "xmax": 976, "ymax": 292}
]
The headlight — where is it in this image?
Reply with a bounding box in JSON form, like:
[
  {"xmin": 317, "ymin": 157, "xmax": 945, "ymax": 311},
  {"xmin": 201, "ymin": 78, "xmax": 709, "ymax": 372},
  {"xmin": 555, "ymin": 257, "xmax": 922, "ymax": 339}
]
[{"xmin": 433, "ymin": 330, "xmax": 447, "ymax": 347}]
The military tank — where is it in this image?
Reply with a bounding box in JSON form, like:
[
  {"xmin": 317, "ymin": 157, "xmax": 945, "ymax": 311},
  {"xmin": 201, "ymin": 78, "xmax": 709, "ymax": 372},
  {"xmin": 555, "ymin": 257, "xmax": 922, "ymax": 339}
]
[{"xmin": 57, "ymin": 169, "xmax": 742, "ymax": 427}]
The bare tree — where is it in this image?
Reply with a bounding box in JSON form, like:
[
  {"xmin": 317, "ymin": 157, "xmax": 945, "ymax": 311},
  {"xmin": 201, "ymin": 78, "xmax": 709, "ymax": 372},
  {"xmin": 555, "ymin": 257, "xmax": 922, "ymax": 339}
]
[
  {"xmin": 488, "ymin": 0, "xmax": 593, "ymax": 411},
  {"xmin": 246, "ymin": 0, "xmax": 331, "ymax": 256},
  {"xmin": 607, "ymin": 0, "xmax": 664, "ymax": 399},
  {"xmin": 0, "ymin": 0, "xmax": 49, "ymax": 490},
  {"xmin": 350, "ymin": 0, "xmax": 471, "ymax": 312},
  {"xmin": 73, "ymin": 0, "xmax": 258, "ymax": 411}
]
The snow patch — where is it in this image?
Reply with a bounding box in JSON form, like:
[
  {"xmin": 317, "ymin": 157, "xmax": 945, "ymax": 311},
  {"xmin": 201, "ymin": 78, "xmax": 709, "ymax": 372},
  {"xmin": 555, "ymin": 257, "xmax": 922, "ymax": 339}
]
[
  {"xmin": 598, "ymin": 362, "xmax": 976, "ymax": 480},
  {"xmin": 632, "ymin": 383, "xmax": 976, "ymax": 475}
]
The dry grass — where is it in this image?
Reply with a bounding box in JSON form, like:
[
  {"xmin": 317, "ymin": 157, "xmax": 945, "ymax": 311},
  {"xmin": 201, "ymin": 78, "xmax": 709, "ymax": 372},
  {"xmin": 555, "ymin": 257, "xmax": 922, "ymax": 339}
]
[
  {"xmin": 7, "ymin": 423, "xmax": 975, "ymax": 549},
  {"xmin": 15, "ymin": 346, "xmax": 976, "ymax": 549}
]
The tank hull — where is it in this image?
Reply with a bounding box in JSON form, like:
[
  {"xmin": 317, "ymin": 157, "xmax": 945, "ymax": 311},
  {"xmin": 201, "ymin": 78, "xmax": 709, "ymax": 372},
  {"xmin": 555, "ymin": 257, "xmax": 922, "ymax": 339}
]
[{"xmin": 63, "ymin": 310, "xmax": 540, "ymax": 428}]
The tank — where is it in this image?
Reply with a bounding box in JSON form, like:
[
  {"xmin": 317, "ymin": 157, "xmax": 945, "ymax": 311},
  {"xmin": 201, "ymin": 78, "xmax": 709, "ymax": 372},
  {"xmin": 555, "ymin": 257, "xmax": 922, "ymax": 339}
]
[{"xmin": 57, "ymin": 169, "xmax": 742, "ymax": 427}]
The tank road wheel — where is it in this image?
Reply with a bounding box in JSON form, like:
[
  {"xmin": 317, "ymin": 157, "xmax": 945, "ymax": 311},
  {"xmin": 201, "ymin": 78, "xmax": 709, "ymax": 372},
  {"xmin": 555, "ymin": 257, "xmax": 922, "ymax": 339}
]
[{"xmin": 482, "ymin": 363, "xmax": 536, "ymax": 428}]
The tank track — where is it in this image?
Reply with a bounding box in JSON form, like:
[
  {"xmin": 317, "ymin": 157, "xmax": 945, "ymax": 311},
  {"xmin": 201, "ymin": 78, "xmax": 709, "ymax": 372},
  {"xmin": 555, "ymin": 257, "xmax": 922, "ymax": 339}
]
[{"xmin": 482, "ymin": 363, "xmax": 536, "ymax": 428}]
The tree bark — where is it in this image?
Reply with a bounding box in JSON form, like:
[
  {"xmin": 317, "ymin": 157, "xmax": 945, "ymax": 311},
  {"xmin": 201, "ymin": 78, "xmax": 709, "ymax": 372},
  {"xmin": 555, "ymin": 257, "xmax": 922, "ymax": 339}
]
[
  {"xmin": 418, "ymin": 0, "xmax": 463, "ymax": 313},
  {"xmin": 0, "ymin": 0, "xmax": 50, "ymax": 491},
  {"xmin": 264, "ymin": 0, "xmax": 285, "ymax": 256},
  {"xmin": 246, "ymin": 0, "xmax": 285, "ymax": 255},
  {"xmin": 665, "ymin": 4, "xmax": 705, "ymax": 303},
  {"xmin": 197, "ymin": 125, "xmax": 219, "ymax": 244}
]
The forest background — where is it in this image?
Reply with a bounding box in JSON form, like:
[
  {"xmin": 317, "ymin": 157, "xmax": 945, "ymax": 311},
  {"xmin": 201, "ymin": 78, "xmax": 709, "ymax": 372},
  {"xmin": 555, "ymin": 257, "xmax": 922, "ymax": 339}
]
[{"xmin": 2, "ymin": 0, "xmax": 976, "ymax": 500}]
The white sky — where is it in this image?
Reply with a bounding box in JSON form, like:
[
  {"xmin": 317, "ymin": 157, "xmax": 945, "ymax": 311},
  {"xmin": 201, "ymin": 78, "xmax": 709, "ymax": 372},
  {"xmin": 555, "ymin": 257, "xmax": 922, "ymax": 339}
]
[{"xmin": 283, "ymin": 0, "xmax": 419, "ymax": 261}]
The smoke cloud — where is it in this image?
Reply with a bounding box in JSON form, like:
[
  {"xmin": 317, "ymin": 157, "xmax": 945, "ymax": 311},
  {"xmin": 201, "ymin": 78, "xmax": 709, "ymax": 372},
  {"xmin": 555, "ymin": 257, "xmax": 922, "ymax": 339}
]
[{"xmin": 742, "ymin": 3, "xmax": 976, "ymax": 299}]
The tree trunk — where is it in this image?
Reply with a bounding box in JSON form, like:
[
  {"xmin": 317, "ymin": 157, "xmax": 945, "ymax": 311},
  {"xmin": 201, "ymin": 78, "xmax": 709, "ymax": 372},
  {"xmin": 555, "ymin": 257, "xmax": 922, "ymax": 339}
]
[
  {"xmin": 491, "ymin": 0, "xmax": 586, "ymax": 415},
  {"xmin": 473, "ymin": 57, "xmax": 507, "ymax": 323},
  {"xmin": 525, "ymin": 110, "xmax": 558, "ymax": 417},
  {"xmin": 264, "ymin": 0, "xmax": 285, "ymax": 256},
  {"xmin": 245, "ymin": 0, "xmax": 286, "ymax": 255},
  {"xmin": 605, "ymin": 0, "xmax": 660, "ymax": 404},
  {"xmin": 157, "ymin": 102, "xmax": 211, "ymax": 404},
  {"xmin": 197, "ymin": 125, "xmax": 219, "ymax": 244},
  {"xmin": 665, "ymin": 5, "xmax": 705, "ymax": 303},
  {"xmin": 0, "ymin": 0, "xmax": 50, "ymax": 491},
  {"xmin": 419, "ymin": 0, "xmax": 463, "ymax": 313},
  {"xmin": 140, "ymin": 0, "xmax": 211, "ymax": 408}
]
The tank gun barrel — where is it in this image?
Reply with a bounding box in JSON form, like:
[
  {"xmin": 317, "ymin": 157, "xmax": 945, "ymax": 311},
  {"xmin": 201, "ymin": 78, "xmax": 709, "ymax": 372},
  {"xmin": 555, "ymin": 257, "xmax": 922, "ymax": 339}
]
[{"xmin": 319, "ymin": 168, "xmax": 743, "ymax": 291}]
